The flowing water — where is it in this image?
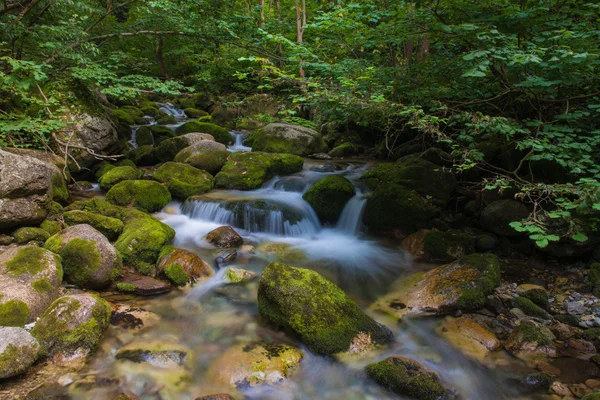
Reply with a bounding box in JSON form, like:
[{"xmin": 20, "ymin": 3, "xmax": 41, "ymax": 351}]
[
  {"xmin": 228, "ymin": 131, "xmax": 252, "ymax": 152},
  {"xmin": 71, "ymin": 105, "xmax": 542, "ymax": 400}
]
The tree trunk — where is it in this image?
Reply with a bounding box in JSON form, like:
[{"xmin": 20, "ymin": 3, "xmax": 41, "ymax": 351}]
[
  {"xmin": 155, "ymin": 36, "xmax": 170, "ymax": 79},
  {"xmin": 295, "ymin": 0, "xmax": 304, "ymax": 78},
  {"xmin": 404, "ymin": 39, "xmax": 414, "ymax": 65},
  {"xmin": 416, "ymin": 36, "xmax": 430, "ymax": 63},
  {"xmin": 259, "ymin": 0, "xmax": 265, "ymax": 27}
]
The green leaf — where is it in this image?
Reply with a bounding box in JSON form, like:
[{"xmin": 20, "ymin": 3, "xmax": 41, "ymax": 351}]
[
  {"xmin": 571, "ymin": 233, "xmax": 589, "ymax": 242},
  {"xmin": 536, "ymin": 238, "xmax": 549, "ymax": 248}
]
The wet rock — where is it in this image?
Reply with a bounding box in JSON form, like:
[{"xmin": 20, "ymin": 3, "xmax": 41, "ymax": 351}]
[
  {"xmin": 309, "ymin": 153, "xmax": 332, "ymax": 160},
  {"xmin": 372, "ymin": 253, "xmax": 501, "ymax": 320},
  {"xmin": 0, "ymin": 327, "xmax": 41, "ymax": 379},
  {"xmin": 480, "ymin": 200, "xmax": 530, "ymax": 237},
  {"xmin": 560, "ymin": 338, "xmax": 596, "ymax": 358},
  {"xmin": 98, "ymin": 166, "xmax": 143, "ymax": 191},
  {"xmin": 551, "ymin": 322, "xmax": 576, "ymax": 341},
  {"xmin": 329, "ymin": 142, "xmax": 359, "ymax": 158},
  {"xmin": 153, "ymin": 162, "xmax": 214, "ymax": 200},
  {"xmin": 401, "ymin": 229, "xmax": 475, "ymax": 263},
  {"xmin": 512, "ymin": 297, "xmax": 552, "ymax": 320},
  {"xmin": 115, "ymin": 340, "xmax": 190, "ymax": 368},
  {"xmin": 246, "ymin": 122, "xmax": 327, "ymax": 156},
  {"xmin": 110, "ymin": 304, "xmax": 160, "ymax": 330},
  {"xmin": 582, "ymin": 392, "xmax": 600, "ymax": 400},
  {"xmin": 24, "ymin": 382, "xmax": 70, "ymax": 399},
  {"xmin": 224, "ymin": 268, "xmax": 256, "ymax": 283},
  {"xmin": 128, "ymin": 145, "xmax": 158, "ymax": 166},
  {"xmin": 515, "ymin": 284, "xmax": 549, "ymax": 308},
  {"xmin": 550, "ymin": 381, "xmax": 572, "ymax": 397},
  {"xmin": 365, "ymin": 356, "xmax": 448, "ymax": 400},
  {"xmin": 157, "ymin": 247, "xmax": 214, "ymax": 285},
  {"xmin": 436, "ymin": 316, "xmax": 501, "ymax": 362},
  {"xmin": 505, "ymin": 320, "xmax": 557, "ymax": 361},
  {"xmin": 31, "ymin": 294, "xmax": 112, "ymax": 358},
  {"xmin": 302, "ymin": 175, "xmax": 355, "ymax": 224},
  {"xmin": 0, "ymin": 246, "xmax": 62, "ymax": 326},
  {"xmin": 117, "ymin": 274, "xmax": 171, "ymax": 296},
  {"xmin": 571, "ymin": 384, "xmax": 593, "ymax": 398},
  {"xmin": 174, "ymin": 141, "xmax": 229, "ymax": 175},
  {"xmin": 154, "ymin": 132, "xmax": 215, "ymax": 163},
  {"xmin": 256, "ymin": 242, "xmax": 306, "ymax": 264},
  {"xmin": 258, "ymin": 262, "xmax": 393, "ymax": 355},
  {"xmin": 206, "ymin": 226, "xmax": 243, "ymax": 248},
  {"xmin": 205, "ymin": 342, "xmax": 303, "ymax": 389},
  {"xmin": 113, "ymin": 391, "xmax": 141, "ymax": 400},
  {"xmin": 62, "ymin": 210, "xmax": 124, "ymax": 241},
  {"xmin": 520, "ymin": 372, "xmax": 553, "ymax": 391},
  {"xmin": 215, "ymin": 249, "xmax": 237, "ymax": 268},
  {"xmin": 106, "ymin": 180, "xmax": 172, "ymax": 213},
  {"xmin": 45, "ymin": 224, "xmax": 122, "ymax": 289}
]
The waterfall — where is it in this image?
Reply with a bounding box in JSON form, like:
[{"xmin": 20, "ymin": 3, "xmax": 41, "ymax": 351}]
[
  {"xmin": 336, "ymin": 190, "xmax": 367, "ymax": 235},
  {"xmin": 228, "ymin": 131, "xmax": 252, "ymax": 152},
  {"xmin": 128, "ymin": 126, "xmax": 139, "ymax": 148},
  {"xmin": 157, "ymin": 102, "xmax": 186, "ymax": 118}
]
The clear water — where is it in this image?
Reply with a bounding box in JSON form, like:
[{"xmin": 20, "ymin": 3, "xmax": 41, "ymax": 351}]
[{"xmin": 228, "ymin": 131, "xmax": 252, "ymax": 153}]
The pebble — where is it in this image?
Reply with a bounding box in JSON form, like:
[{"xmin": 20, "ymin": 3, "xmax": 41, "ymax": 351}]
[{"xmin": 566, "ymin": 301, "xmax": 586, "ymax": 315}]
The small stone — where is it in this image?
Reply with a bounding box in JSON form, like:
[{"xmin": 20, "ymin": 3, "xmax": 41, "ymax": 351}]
[
  {"xmin": 550, "ymin": 381, "xmax": 572, "ymax": 397},
  {"xmin": 586, "ymin": 379, "xmax": 600, "ymax": 390},
  {"xmin": 118, "ymin": 274, "xmax": 171, "ymax": 296},
  {"xmin": 206, "ymin": 226, "xmax": 243, "ymax": 248},
  {"xmin": 510, "ymin": 308, "xmax": 527, "ymax": 319},
  {"xmin": 0, "ymin": 327, "xmax": 40, "ymax": 379},
  {"xmin": 567, "ymin": 301, "xmax": 587, "ymax": 315},
  {"xmin": 58, "ymin": 374, "xmax": 76, "ymax": 386},
  {"xmin": 569, "ymin": 383, "xmax": 592, "ymax": 398},
  {"xmin": 536, "ymin": 361, "xmax": 561, "ymax": 375}
]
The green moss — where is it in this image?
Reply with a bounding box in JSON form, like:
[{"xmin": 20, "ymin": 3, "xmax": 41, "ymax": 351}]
[
  {"xmin": 174, "ymin": 141, "xmax": 229, "ymax": 175},
  {"xmin": 115, "ymin": 159, "xmax": 136, "ymax": 168},
  {"xmin": 159, "ymin": 245, "xmax": 177, "ymax": 259},
  {"xmin": 363, "ymin": 184, "xmax": 439, "ymax": 232},
  {"xmin": 41, "ymin": 220, "xmax": 62, "ymax": 235},
  {"xmin": 517, "ymin": 320, "xmax": 552, "ymax": 346},
  {"xmin": 303, "ymin": 175, "xmax": 355, "ymax": 223},
  {"xmin": 149, "ymin": 125, "xmax": 175, "ymax": 144},
  {"xmin": 48, "ymin": 201, "xmax": 63, "ymax": 220},
  {"xmin": 184, "ymin": 108, "xmax": 209, "ymax": 118},
  {"xmin": 45, "ymin": 237, "xmax": 100, "ymax": 287},
  {"xmin": 153, "ymin": 162, "xmax": 214, "ymax": 200},
  {"xmin": 247, "ymin": 126, "xmax": 327, "ymax": 156},
  {"xmin": 0, "ymin": 299, "xmax": 30, "ymax": 326},
  {"xmin": 11, "ymin": 227, "xmax": 50, "ymax": 244},
  {"xmin": 106, "ymin": 180, "xmax": 172, "ymax": 213},
  {"xmin": 128, "ymin": 145, "xmax": 158, "ymax": 166},
  {"xmin": 165, "ymin": 263, "xmax": 189, "ymax": 286},
  {"xmin": 4, "ymin": 247, "xmax": 48, "ymax": 275},
  {"xmin": 455, "ymin": 253, "xmax": 501, "ymax": 310},
  {"xmin": 518, "ymin": 287, "xmax": 549, "ymax": 308},
  {"xmin": 116, "ymin": 282, "xmax": 137, "ymax": 292},
  {"xmin": 136, "ymin": 126, "xmax": 154, "ymax": 146},
  {"xmin": 582, "ymin": 328, "xmax": 600, "ymax": 342},
  {"xmin": 51, "ymin": 173, "xmax": 70, "ymax": 204},
  {"xmin": 422, "ymin": 230, "xmax": 475, "ymax": 262},
  {"xmin": 0, "ymin": 343, "xmax": 36, "ymax": 377},
  {"xmin": 512, "ymin": 297, "xmax": 551, "ymax": 320},
  {"xmin": 32, "ymin": 278, "xmax": 53, "ymax": 293},
  {"xmin": 65, "ymin": 198, "xmax": 126, "ymax": 220},
  {"xmin": 156, "ymin": 114, "xmax": 176, "ymax": 125},
  {"xmin": 154, "ymin": 136, "xmax": 191, "ymax": 163},
  {"xmin": 258, "ymin": 262, "xmax": 393, "ymax": 355},
  {"xmin": 98, "ymin": 166, "xmax": 142, "ymax": 191},
  {"xmin": 582, "ymin": 393, "xmax": 600, "ymax": 400},
  {"xmin": 112, "ymin": 109, "xmax": 134, "ymax": 126},
  {"xmin": 365, "ymin": 357, "xmax": 445, "ymax": 400},
  {"xmin": 140, "ymin": 105, "xmax": 160, "ymax": 117},
  {"xmin": 215, "ymin": 152, "xmax": 304, "ymax": 190},
  {"xmin": 135, "ymin": 261, "xmax": 156, "ymax": 276},
  {"xmin": 63, "ymin": 210, "xmax": 124, "ymax": 241},
  {"xmin": 175, "ymin": 121, "xmax": 232, "ymax": 145},
  {"xmin": 328, "ymin": 142, "xmax": 359, "ymax": 158},
  {"xmin": 94, "ymin": 162, "xmax": 116, "ymax": 179}
]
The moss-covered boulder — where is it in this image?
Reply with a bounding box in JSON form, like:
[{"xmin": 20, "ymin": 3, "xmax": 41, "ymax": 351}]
[
  {"xmin": 365, "ymin": 356, "xmax": 447, "ymax": 400},
  {"xmin": 0, "ymin": 327, "xmax": 41, "ymax": 379},
  {"xmin": 215, "ymin": 152, "xmax": 304, "ymax": 190},
  {"xmin": 135, "ymin": 126, "xmax": 154, "ymax": 147},
  {"xmin": 154, "ymin": 132, "xmax": 215, "ymax": 163},
  {"xmin": 515, "ymin": 284, "xmax": 549, "ymax": 308},
  {"xmin": 45, "ymin": 224, "xmax": 122, "ymax": 289},
  {"xmin": 106, "ymin": 180, "xmax": 172, "ymax": 213},
  {"xmin": 94, "ymin": 161, "xmax": 116, "ymax": 179},
  {"xmin": 258, "ymin": 262, "xmax": 394, "ymax": 355},
  {"xmin": 302, "ymin": 175, "xmax": 355, "ymax": 224},
  {"xmin": 511, "ymin": 297, "xmax": 552, "ymax": 320},
  {"xmin": 40, "ymin": 219, "xmax": 63, "ymax": 235},
  {"xmin": 505, "ymin": 320, "xmax": 557, "ymax": 361},
  {"xmin": 401, "ymin": 229, "xmax": 475, "ymax": 263},
  {"xmin": 31, "ymin": 294, "xmax": 111, "ymax": 358},
  {"xmin": 174, "ymin": 141, "xmax": 229, "ymax": 175},
  {"xmin": 12, "ymin": 227, "xmax": 50, "ymax": 245},
  {"xmin": 205, "ymin": 342, "xmax": 303, "ymax": 389},
  {"xmin": 184, "ymin": 108, "xmax": 209, "ymax": 118},
  {"xmin": 136, "ymin": 126, "xmax": 175, "ymax": 147},
  {"xmin": 63, "ymin": 210, "xmax": 124, "ymax": 241},
  {"xmin": 247, "ymin": 123, "xmax": 327, "ymax": 156},
  {"xmin": 481, "ymin": 199, "xmax": 530, "ymax": 237},
  {"xmin": 175, "ymin": 121, "xmax": 232, "ymax": 145},
  {"xmin": 115, "ymin": 339, "xmax": 191, "ymax": 368},
  {"xmin": 328, "ymin": 142, "xmax": 359, "ymax": 158},
  {"xmin": 98, "ymin": 166, "xmax": 143, "ymax": 191},
  {"xmin": 0, "ymin": 246, "xmax": 62, "ymax": 326},
  {"xmin": 156, "ymin": 247, "xmax": 214, "ymax": 285},
  {"xmin": 65, "ymin": 198, "xmax": 126, "ymax": 220},
  {"xmin": 153, "ymin": 162, "xmax": 214, "ymax": 200},
  {"xmin": 372, "ymin": 253, "xmax": 501, "ymax": 320},
  {"xmin": 206, "ymin": 226, "xmax": 243, "ymax": 248},
  {"xmin": 128, "ymin": 145, "xmax": 158, "ymax": 166},
  {"xmin": 363, "ymin": 184, "xmax": 439, "ymax": 234}
]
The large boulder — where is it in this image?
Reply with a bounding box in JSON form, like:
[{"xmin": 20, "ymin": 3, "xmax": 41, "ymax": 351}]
[
  {"xmin": 481, "ymin": 199, "xmax": 530, "ymax": 236},
  {"xmin": 206, "ymin": 226, "xmax": 243, "ymax": 248},
  {"xmin": 157, "ymin": 247, "xmax": 214, "ymax": 285},
  {"xmin": 302, "ymin": 175, "xmax": 355, "ymax": 224},
  {"xmin": 246, "ymin": 123, "xmax": 327, "ymax": 156},
  {"xmin": 31, "ymin": 294, "xmax": 111, "ymax": 358},
  {"xmin": 363, "ymin": 184, "xmax": 439, "ymax": 234},
  {"xmin": 154, "ymin": 132, "xmax": 215, "ymax": 163},
  {"xmin": 98, "ymin": 166, "xmax": 142, "ymax": 191},
  {"xmin": 258, "ymin": 262, "xmax": 394, "ymax": 355},
  {"xmin": 371, "ymin": 253, "xmax": 501, "ymax": 320},
  {"xmin": 62, "ymin": 210, "xmax": 124, "ymax": 241},
  {"xmin": 365, "ymin": 356, "xmax": 448, "ymax": 400},
  {"xmin": 205, "ymin": 342, "xmax": 303, "ymax": 390},
  {"xmin": 45, "ymin": 224, "xmax": 122, "ymax": 289},
  {"xmin": 153, "ymin": 162, "xmax": 214, "ymax": 200},
  {"xmin": 174, "ymin": 141, "xmax": 229, "ymax": 175},
  {"xmin": 215, "ymin": 152, "xmax": 304, "ymax": 190},
  {"xmin": 0, "ymin": 149, "xmax": 56, "ymax": 229},
  {"xmin": 0, "ymin": 246, "xmax": 62, "ymax": 326},
  {"xmin": 175, "ymin": 121, "xmax": 232, "ymax": 145},
  {"xmin": 0, "ymin": 327, "xmax": 41, "ymax": 379},
  {"xmin": 401, "ymin": 229, "xmax": 475, "ymax": 263},
  {"xmin": 106, "ymin": 180, "xmax": 172, "ymax": 213}
]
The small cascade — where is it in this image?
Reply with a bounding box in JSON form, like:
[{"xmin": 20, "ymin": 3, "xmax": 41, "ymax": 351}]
[
  {"xmin": 336, "ymin": 190, "xmax": 367, "ymax": 235},
  {"xmin": 128, "ymin": 126, "xmax": 140, "ymax": 148},
  {"xmin": 157, "ymin": 102, "xmax": 186, "ymax": 118},
  {"xmin": 228, "ymin": 131, "xmax": 252, "ymax": 152}
]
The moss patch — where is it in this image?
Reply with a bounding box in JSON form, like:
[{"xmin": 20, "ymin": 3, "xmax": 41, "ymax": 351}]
[
  {"xmin": 116, "ymin": 283, "xmax": 137, "ymax": 292},
  {"xmin": 45, "ymin": 237, "xmax": 100, "ymax": 287},
  {"xmin": 106, "ymin": 180, "xmax": 172, "ymax": 213},
  {"xmin": 303, "ymin": 175, "xmax": 355, "ymax": 223},
  {"xmin": 11, "ymin": 227, "xmax": 50, "ymax": 245},
  {"xmin": 164, "ymin": 264, "xmax": 189, "ymax": 286},
  {"xmin": 41, "ymin": 220, "xmax": 62, "ymax": 235},
  {"xmin": 32, "ymin": 278, "xmax": 54, "ymax": 293},
  {"xmin": 175, "ymin": 121, "xmax": 232, "ymax": 145},
  {"xmin": 0, "ymin": 298, "xmax": 30, "ymax": 326},
  {"xmin": 63, "ymin": 210, "xmax": 124, "ymax": 241},
  {"xmin": 98, "ymin": 166, "xmax": 142, "ymax": 191},
  {"xmin": 422, "ymin": 230, "xmax": 475, "ymax": 262},
  {"xmin": 153, "ymin": 162, "xmax": 214, "ymax": 200},
  {"xmin": 4, "ymin": 246, "xmax": 49, "ymax": 276}
]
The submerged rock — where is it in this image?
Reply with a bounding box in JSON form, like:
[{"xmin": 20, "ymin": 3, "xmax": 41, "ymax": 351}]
[
  {"xmin": 372, "ymin": 253, "xmax": 501, "ymax": 320},
  {"xmin": 174, "ymin": 141, "xmax": 229, "ymax": 175},
  {"xmin": 153, "ymin": 162, "xmax": 214, "ymax": 200},
  {"xmin": 117, "ymin": 274, "xmax": 171, "ymax": 296},
  {"xmin": 224, "ymin": 267, "xmax": 256, "ymax": 283},
  {"xmin": 31, "ymin": 294, "xmax": 112, "ymax": 358},
  {"xmin": 246, "ymin": 122, "xmax": 327, "ymax": 156},
  {"xmin": 205, "ymin": 342, "xmax": 303, "ymax": 389},
  {"xmin": 45, "ymin": 224, "xmax": 122, "ymax": 289},
  {"xmin": 481, "ymin": 200, "xmax": 530, "ymax": 237},
  {"xmin": 116, "ymin": 340, "xmax": 190, "ymax": 368},
  {"xmin": 302, "ymin": 175, "xmax": 355, "ymax": 224},
  {"xmin": 0, "ymin": 246, "xmax": 62, "ymax": 326},
  {"xmin": 401, "ymin": 229, "xmax": 475, "ymax": 263},
  {"xmin": 106, "ymin": 180, "xmax": 172, "ymax": 213},
  {"xmin": 365, "ymin": 356, "xmax": 448, "ymax": 400},
  {"xmin": 258, "ymin": 262, "xmax": 393, "ymax": 355},
  {"xmin": 0, "ymin": 327, "xmax": 41, "ymax": 379},
  {"xmin": 157, "ymin": 247, "xmax": 214, "ymax": 285},
  {"xmin": 436, "ymin": 316, "xmax": 501, "ymax": 362},
  {"xmin": 256, "ymin": 242, "xmax": 307, "ymax": 264},
  {"xmin": 206, "ymin": 226, "xmax": 243, "ymax": 248}
]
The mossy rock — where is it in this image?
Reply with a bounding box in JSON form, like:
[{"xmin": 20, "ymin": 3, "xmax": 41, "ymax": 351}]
[
  {"xmin": 366, "ymin": 356, "xmax": 447, "ymax": 400},
  {"xmin": 156, "ymin": 114, "xmax": 176, "ymax": 125},
  {"xmin": 258, "ymin": 262, "xmax": 394, "ymax": 355},
  {"xmin": 119, "ymin": 106, "xmax": 146, "ymax": 124},
  {"xmin": 63, "ymin": 210, "xmax": 124, "ymax": 241},
  {"xmin": 40, "ymin": 219, "xmax": 63, "ymax": 235},
  {"xmin": 0, "ymin": 327, "xmax": 41, "ymax": 379},
  {"xmin": 184, "ymin": 108, "xmax": 209, "ymax": 118},
  {"xmin": 363, "ymin": 184, "xmax": 439, "ymax": 234},
  {"xmin": 256, "ymin": 242, "xmax": 307, "ymax": 264},
  {"xmin": 0, "ymin": 246, "xmax": 63, "ymax": 326},
  {"xmin": 140, "ymin": 105, "xmax": 160, "ymax": 117},
  {"xmin": 135, "ymin": 126, "xmax": 154, "ymax": 146},
  {"xmin": 505, "ymin": 320, "xmax": 556, "ymax": 360},
  {"xmin": 515, "ymin": 284, "xmax": 549, "ymax": 308},
  {"xmin": 156, "ymin": 247, "xmax": 214, "ymax": 285},
  {"xmin": 328, "ymin": 142, "xmax": 359, "ymax": 158},
  {"xmin": 174, "ymin": 140, "xmax": 229, "ymax": 175},
  {"xmin": 128, "ymin": 145, "xmax": 158, "ymax": 166},
  {"xmin": 247, "ymin": 123, "xmax": 327, "ymax": 156},
  {"xmin": 372, "ymin": 253, "xmax": 501, "ymax": 320},
  {"xmin": 215, "ymin": 152, "xmax": 304, "ymax": 190},
  {"xmin": 154, "ymin": 132, "xmax": 215, "ymax": 163},
  {"xmin": 12, "ymin": 227, "xmax": 50, "ymax": 245},
  {"xmin": 512, "ymin": 297, "xmax": 552, "ymax": 320},
  {"xmin": 153, "ymin": 162, "xmax": 214, "ymax": 200},
  {"xmin": 149, "ymin": 125, "xmax": 175, "ymax": 143},
  {"xmin": 302, "ymin": 175, "xmax": 355, "ymax": 224},
  {"xmin": 45, "ymin": 224, "xmax": 122, "ymax": 289},
  {"xmin": 590, "ymin": 262, "xmax": 600, "ymax": 296},
  {"xmin": 94, "ymin": 162, "xmax": 116, "ymax": 179},
  {"xmin": 175, "ymin": 121, "xmax": 232, "ymax": 145},
  {"xmin": 111, "ymin": 109, "xmax": 134, "ymax": 127},
  {"xmin": 402, "ymin": 229, "xmax": 475, "ymax": 263},
  {"xmin": 65, "ymin": 198, "xmax": 126, "ymax": 220},
  {"xmin": 106, "ymin": 180, "xmax": 172, "ymax": 213},
  {"xmin": 116, "ymin": 159, "xmax": 136, "ymax": 168},
  {"xmin": 582, "ymin": 393, "xmax": 600, "ymax": 400},
  {"xmin": 51, "ymin": 172, "xmax": 71, "ymax": 205},
  {"xmin": 98, "ymin": 166, "xmax": 143, "ymax": 191},
  {"xmin": 31, "ymin": 294, "xmax": 111, "ymax": 357}
]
